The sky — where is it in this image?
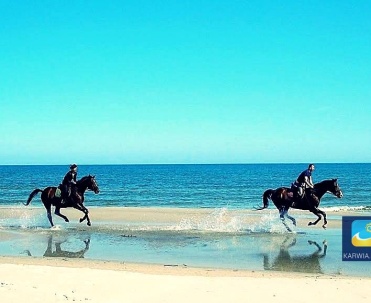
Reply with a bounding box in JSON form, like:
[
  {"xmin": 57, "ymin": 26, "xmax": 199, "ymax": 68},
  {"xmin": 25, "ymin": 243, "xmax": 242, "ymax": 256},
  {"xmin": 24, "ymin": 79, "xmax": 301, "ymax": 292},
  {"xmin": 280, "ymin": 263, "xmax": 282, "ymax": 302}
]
[{"xmin": 1, "ymin": 0, "xmax": 371, "ymax": 165}]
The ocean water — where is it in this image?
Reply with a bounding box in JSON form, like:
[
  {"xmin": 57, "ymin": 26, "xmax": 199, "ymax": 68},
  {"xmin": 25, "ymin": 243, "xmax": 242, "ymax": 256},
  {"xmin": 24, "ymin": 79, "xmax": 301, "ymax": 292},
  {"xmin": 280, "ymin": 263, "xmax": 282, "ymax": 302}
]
[
  {"xmin": 1, "ymin": 164, "xmax": 371, "ymax": 277},
  {"xmin": 0, "ymin": 163, "xmax": 370, "ymax": 210}
]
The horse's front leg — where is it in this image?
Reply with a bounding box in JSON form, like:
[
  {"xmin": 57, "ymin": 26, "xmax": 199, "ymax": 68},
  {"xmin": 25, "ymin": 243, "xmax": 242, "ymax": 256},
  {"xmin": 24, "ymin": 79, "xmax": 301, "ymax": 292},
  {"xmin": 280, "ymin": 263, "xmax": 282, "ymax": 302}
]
[
  {"xmin": 74, "ymin": 203, "xmax": 91, "ymax": 226},
  {"xmin": 54, "ymin": 207, "xmax": 69, "ymax": 223},
  {"xmin": 308, "ymin": 208, "xmax": 322, "ymax": 227},
  {"xmin": 317, "ymin": 208, "xmax": 327, "ymax": 229}
]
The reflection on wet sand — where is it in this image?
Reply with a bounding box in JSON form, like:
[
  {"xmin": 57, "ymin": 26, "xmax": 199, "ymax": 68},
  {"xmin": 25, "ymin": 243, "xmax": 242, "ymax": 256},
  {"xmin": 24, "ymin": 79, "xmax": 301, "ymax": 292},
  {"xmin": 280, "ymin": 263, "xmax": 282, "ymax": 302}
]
[
  {"xmin": 263, "ymin": 235, "xmax": 327, "ymax": 274},
  {"xmin": 25, "ymin": 234, "xmax": 90, "ymax": 259},
  {"xmin": 4, "ymin": 227, "xmax": 352, "ymax": 276}
]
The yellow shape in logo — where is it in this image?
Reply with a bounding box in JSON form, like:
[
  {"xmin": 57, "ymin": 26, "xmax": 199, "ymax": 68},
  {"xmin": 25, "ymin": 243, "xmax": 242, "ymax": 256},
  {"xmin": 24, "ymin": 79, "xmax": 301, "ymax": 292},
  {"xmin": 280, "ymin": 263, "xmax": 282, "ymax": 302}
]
[{"xmin": 352, "ymin": 233, "xmax": 371, "ymax": 246}]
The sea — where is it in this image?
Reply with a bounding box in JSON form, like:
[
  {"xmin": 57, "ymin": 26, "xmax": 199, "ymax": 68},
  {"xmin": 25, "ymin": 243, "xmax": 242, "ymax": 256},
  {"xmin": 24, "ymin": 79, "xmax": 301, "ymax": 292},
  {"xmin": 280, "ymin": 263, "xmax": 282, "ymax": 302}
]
[
  {"xmin": 0, "ymin": 163, "xmax": 370, "ymax": 210},
  {"xmin": 1, "ymin": 163, "xmax": 371, "ymax": 277}
]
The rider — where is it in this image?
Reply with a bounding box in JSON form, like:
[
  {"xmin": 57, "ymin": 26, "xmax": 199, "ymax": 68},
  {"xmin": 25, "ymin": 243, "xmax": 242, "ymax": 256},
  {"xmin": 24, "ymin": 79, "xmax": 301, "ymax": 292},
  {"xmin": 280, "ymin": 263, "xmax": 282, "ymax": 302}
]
[
  {"xmin": 291, "ymin": 164, "xmax": 315, "ymax": 199},
  {"xmin": 61, "ymin": 164, "xmax": 78, "ymax": 204}
]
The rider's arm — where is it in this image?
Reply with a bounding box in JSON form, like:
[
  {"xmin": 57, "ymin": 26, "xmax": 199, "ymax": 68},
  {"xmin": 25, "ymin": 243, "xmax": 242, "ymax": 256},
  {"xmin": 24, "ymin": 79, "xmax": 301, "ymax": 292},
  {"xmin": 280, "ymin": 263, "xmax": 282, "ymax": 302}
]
[
  {"xmin": 304, "ymin": 176, "xmax": 314, "ymax": 188},
  {"xmin": 71, "ymin": 173, "xmax": 77, "ymax": 184}
]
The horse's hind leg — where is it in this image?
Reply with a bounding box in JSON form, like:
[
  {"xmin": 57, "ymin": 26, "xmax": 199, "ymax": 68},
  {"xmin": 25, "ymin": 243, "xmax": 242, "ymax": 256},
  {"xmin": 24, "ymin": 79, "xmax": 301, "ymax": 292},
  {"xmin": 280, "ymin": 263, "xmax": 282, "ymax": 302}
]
[
  {"xmin": 279, "ymin": 210, "xmax": 292, "ymax": 232},
  {"xmin": 55, "ymin": 207, "xmax": 69, "ymax": 223},
  {"xmin": 284, "ymin": 210, "xmax": 296, "ymax": 226},
  {"xmin": 44, "ymin": 204, "xmax": 54, "ymax": 227}
]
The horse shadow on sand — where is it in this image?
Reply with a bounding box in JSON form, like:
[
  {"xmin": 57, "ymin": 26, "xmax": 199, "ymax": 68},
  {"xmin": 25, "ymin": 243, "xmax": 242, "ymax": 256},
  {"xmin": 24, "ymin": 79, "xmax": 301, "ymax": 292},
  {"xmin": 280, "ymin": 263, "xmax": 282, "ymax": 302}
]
[
  {"xmin": 24, "ymin": 234, "xmax": 90, "ymax": 259},
  {"xmin": 262, "ymin": 235, "xmax": 327, "ymax": 274}
]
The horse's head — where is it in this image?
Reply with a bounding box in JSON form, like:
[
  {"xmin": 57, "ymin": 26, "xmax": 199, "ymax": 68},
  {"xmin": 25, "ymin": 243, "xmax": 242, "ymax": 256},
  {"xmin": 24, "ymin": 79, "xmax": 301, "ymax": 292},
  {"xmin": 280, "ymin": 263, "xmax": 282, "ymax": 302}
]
[
  {"xmin": 328, "ymin": 179, "xmax": 343, "ymax": 198},
  {"xmin": 85, "ymin": 175, "xmax": 100, "ymax": 194}
]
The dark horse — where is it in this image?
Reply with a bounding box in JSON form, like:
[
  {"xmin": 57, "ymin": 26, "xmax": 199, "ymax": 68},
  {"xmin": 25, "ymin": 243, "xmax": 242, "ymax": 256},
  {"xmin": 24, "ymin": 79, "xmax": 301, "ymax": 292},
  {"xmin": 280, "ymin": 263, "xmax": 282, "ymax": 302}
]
[
  {"xmin": 25, "ymin": 175, "xmax": 100, "ymax": 227},
  {"xmin": 255, "ymin": 179, "xmax": 343, "ymax": 231}
]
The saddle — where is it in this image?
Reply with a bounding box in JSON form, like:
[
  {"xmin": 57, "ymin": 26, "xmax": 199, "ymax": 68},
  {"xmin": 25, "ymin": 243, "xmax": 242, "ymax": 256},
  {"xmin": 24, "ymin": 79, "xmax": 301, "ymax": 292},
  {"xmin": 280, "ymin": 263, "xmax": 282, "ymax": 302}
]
[
  {"xmin": 287, "ymin": 189, "xmax": 303, "ymax": 199},
  {"xmin": 55, "ymin": 186, "xmax": 62, "ymax": 198}
]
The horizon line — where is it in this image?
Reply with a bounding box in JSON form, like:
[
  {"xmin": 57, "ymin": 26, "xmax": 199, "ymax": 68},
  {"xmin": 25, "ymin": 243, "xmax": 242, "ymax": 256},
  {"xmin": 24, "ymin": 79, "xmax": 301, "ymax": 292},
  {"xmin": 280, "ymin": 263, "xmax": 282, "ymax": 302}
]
[{"xmin": 0, "ymin": 162, "xmax": 370, "ymax": 166}]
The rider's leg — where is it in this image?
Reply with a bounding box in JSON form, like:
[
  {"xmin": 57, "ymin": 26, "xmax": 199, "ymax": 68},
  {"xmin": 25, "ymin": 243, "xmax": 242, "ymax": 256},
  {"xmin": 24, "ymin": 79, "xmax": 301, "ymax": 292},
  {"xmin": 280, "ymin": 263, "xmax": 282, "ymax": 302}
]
[
  {"xmin": 62, "ymin": 185, "xmax": 72, "ymax": 204},
  {"xmin": 60, "ymin": 185, "xmax": 67, "ymax": 204},
  {"xmin": 297, "ymin": 186, "xmax": 303, "ymax": 198}
]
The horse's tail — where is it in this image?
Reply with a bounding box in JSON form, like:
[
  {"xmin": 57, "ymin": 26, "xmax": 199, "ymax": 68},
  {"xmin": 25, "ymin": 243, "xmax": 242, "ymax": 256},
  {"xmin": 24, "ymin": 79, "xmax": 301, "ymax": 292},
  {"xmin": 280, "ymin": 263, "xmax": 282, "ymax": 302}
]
[
  {"xmin": 254, "ymin": 189, "xmax": 275, "ymax": 210},
  {"xmin": 24, "ymin": 189, "xmax": 43, "ymax": 206}
]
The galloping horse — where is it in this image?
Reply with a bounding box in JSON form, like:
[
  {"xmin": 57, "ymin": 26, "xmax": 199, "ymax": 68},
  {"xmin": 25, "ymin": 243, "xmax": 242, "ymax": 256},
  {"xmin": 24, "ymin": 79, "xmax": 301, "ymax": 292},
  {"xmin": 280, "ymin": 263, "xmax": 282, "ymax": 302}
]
[
  {"xmin": 255, "ymin": 179, "xmax": 343, "ymax": 231},
  {"xmin": 25, "ymin": 175, "xmax": 100, "ymax": 227}
]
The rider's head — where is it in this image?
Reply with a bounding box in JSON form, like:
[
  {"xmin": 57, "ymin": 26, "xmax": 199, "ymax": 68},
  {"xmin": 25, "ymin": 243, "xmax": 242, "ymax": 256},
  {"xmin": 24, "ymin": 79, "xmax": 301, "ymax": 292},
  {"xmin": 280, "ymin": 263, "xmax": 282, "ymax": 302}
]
[
  {"xmin": 308, "ymin": 164, "xmax": 315, "ymax": 171},
  {"xmin": 70, "ymin": 164, "xmax": 78, "ymax": 172}
]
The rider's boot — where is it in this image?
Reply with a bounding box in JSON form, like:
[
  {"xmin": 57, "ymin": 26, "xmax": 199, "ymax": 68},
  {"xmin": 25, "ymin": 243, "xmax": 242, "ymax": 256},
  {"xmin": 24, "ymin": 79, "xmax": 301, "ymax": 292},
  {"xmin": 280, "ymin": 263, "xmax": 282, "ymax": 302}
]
[
  {"xmin": 60, "ymin": 190, "xmax": 68, "ymax": 205},
  {"xmin": 292, "ymin": 190, "xmax": 301, "ymax": 207}
]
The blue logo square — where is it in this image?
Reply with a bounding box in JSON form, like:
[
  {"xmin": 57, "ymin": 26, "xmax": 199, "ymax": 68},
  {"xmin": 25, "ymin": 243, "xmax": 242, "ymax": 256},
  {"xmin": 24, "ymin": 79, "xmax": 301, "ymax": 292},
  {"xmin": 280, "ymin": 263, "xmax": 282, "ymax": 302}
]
[{"xmin": 343, "ymin": 216, "xmax": 371, "ymax": 261}]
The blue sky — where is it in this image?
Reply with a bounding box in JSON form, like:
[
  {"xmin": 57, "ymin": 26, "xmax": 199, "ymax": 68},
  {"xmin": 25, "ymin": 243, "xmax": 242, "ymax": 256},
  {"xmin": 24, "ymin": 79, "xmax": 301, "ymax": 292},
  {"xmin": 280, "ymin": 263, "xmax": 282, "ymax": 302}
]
[{"xmin": 1, "ymin": 1, "xmax": 370, "ymax": 164}]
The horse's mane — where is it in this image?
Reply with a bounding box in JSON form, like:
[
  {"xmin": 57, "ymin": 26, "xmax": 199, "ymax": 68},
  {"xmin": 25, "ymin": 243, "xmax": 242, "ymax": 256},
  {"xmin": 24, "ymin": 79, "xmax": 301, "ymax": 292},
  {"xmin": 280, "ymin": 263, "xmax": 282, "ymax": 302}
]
[
  {"xmin": 76, "ymin": 175, "xmax": 92, "ymax": 184},
  {"xmin": 314, "ymin": 179, "xmax": 336, "ymax": 187}
]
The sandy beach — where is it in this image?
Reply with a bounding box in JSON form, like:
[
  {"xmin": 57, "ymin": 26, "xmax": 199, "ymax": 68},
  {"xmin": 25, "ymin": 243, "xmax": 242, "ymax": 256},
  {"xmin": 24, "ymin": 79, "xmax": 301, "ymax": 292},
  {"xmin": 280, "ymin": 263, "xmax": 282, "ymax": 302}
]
[{"xmin": 0, "ymin": 256, "xmax": 370, "ymax": 303}]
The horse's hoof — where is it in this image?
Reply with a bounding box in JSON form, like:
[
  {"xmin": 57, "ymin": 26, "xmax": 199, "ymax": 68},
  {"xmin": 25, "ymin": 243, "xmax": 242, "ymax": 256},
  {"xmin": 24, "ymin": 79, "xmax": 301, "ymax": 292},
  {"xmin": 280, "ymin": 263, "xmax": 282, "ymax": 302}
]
[
  {"xmin": 308, "ymin": 222, "xmax": 313, "ymax": 226},
  {"xmin": 322, "ymin": 225, "xmax": 327, "ymax": 229},
  {"xmin": 87, "ymin": 222, "xmax": 91, "ymax": 226},
  {"xmin": 79, "ymin": 218, "xmax": 83, "ymax": 223},
  {"xmin": 65, "ymin": 219, "xmax": 69, "ymax": 223}
]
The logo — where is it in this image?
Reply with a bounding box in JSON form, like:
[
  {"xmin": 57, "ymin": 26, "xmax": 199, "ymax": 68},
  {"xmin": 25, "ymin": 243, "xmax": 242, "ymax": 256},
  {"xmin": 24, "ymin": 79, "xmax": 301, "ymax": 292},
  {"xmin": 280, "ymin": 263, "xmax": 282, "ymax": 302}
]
[
  {"xmin": 343, "ymin": 216, "xmax": 371, "ymax": 261},
  {"xmin": 351, "ymin": 221, "xmax": 371, "ymax": 247}
]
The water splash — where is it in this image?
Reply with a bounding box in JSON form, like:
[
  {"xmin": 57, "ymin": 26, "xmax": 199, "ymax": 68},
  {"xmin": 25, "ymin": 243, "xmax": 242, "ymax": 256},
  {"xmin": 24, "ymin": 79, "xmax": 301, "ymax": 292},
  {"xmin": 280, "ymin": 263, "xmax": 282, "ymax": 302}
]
[
  {"xmin": 0, "ymin": 206, "xmax": 49, "ymax": 230},
  {"xmin": 248, "ymin": 211, "xmax": 289, "ymax": 234},
  {"xmin": 175, "ymin": 208, "xmax": 244, "ymax": 233}
]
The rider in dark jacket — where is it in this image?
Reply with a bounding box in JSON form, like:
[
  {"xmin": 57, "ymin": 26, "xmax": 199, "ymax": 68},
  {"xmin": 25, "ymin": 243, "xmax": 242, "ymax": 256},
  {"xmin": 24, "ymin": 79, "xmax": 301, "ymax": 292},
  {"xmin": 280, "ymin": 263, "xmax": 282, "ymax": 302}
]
[
  {"xmin": 292, "ymin": 164, "xmax": 315, "ymax": 199},
  {"xmin": 61, "ymin": 164, "xmax": 78, "ymax": 203}
]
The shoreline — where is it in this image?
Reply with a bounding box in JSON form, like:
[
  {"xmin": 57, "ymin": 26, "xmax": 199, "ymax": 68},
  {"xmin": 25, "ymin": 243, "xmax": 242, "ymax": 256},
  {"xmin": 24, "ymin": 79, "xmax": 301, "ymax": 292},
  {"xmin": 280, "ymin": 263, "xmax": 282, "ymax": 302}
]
[
  {"xmin": 0, "ymin": 254, "xmax": 366, "ymax": 278},
  {"xmin": 2, "ymin": 205, "xmax": 370, "ymax": 221},
  {"xmin": 2, "ymin": 206, "xmax": 370, "ymax": 233}
]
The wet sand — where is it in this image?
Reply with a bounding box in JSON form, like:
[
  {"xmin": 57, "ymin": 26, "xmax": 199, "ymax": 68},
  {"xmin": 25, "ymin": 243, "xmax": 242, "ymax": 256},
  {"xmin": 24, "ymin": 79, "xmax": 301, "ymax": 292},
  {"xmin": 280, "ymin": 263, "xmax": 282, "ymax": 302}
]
[{"xmin": 1, "ymin": 205, "xmax": 363, "ymax": 228}]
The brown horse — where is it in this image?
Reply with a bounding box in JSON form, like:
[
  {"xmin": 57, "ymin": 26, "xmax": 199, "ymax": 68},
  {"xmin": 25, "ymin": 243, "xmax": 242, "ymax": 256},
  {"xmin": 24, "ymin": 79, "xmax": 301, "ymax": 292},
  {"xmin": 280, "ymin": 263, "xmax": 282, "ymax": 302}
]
[
  {"xmin": 255, "ymin": 179, "xmax": 343, "ymax": 231},
  {"xmin": 25, "ymin": 175, "xmax": 100, "ymax": 227}
]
